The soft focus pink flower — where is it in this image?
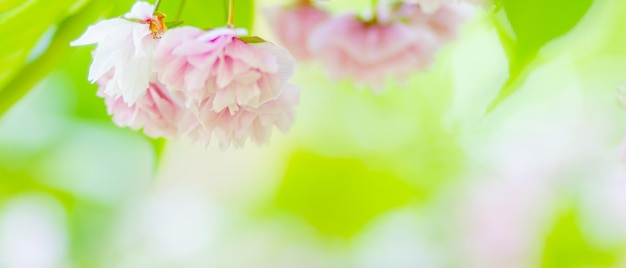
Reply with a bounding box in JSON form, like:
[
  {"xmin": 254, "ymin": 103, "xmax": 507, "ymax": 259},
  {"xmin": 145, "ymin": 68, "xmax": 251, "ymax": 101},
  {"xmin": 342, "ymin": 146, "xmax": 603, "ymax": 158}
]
[
  {"xmin": 394, "ymin": 3, "xmax": 475, "ymax": 43},
  {"xmin": 265, "ymin": 3, "xmax": 330, "ymax": 61},
  {"xmin": 396, "ymin": 2, "xmax": 475, "ymax": 43},
  {"xmin": 309, "ymin": 14, "xmax": 439, "ymax": 90},
  {"xmin": 71, "ymin": 1, "xmax": 159, "ymax": 105},
  {"xmin": 154, "ymin": 27, "xmax": 296, "ymax": 114},
  {"xmin": 96, "ymin": 74, "xmax": 185, "ymax": 139},
  {"xmin": 458, "ymin": 176, "xmax": 553, "ymax": 268},
  {"xmin": 408, "ymin": 0, "xmax": 487, "ymax": 14},
  {"xmin": 194, "ymin": 85, "xmax": 300, "ymax": 148}
]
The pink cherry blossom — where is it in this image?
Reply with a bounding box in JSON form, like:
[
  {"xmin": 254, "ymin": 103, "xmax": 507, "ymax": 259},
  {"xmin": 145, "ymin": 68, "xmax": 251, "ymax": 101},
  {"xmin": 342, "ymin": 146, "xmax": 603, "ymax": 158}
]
[
  {"xmin": 265, "ymin": 2, "xmax": 330, "ymax": 61},
  {"xmin": 193, "ymin": 85, "xmax": 300, "ymax": 148},
  {"xmin": 309, "ymin": 13, "xmax": 439, "ymax": 91},
  {"xmin": 96, "ymin": 74, "xmax": 185, "ymax": 139},
  {"xmin": 395, "ymin": 2, "xmax": 475, "ymax": 43},
  {"xmin": 151, "ymin": 26, "xmax": 299, "ymax": 147},
  {"xmin": 71, "ymin": 1, "xmax": 160, "ymax": 105},
  {"xmin": 154, "ymin": 27, "xmax": 296, "ymax": 114},
  {"xmin": 457, "ymin": 176, "xmax": 554, "ymax": 267},
  {"xmin": 408, "ymin": 0, "xmax": 486, "ymax": 14}
]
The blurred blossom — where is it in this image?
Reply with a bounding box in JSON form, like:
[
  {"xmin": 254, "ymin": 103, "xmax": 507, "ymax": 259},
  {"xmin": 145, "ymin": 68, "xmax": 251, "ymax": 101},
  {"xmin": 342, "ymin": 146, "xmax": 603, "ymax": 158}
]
[
  {"xmin": 0, "ymin": 194, "xmax": 68, "ymax": 268},
  {"xmin": 213, "ymin": 220, "xmax": 345, "ymax": 268},
  {"xmin": 309, "ymin": 12, "xmax": 438, "ymax": 91},
  {"xmin": 580, "ymin": 164, "xmax": 626, "ymax": 246},
  {"xmin": 265, "ymin": 1, "xmax": 331, "ymax": 61},
  {"xmin": 395, "ymin": 2, "xmax": 475, "ymax": 43},
  {"xmin": 460, "ymin": 58, "xmax": 620, "ymax": 181},
  {"xmin": 457, "ymin": 176, "xmax": 554, "ymax": 268},
  {"xmin": 70, "ymin": 1, "xmax": 159, "ymax": 105},
  {"xmin": 408, "ymin": 0, "xmax": 488, "ymax": 14},
  {"xmin": 353, "ymin": 209, "xmax": 446, "ymax": 268},
  {"xmin": 104, "ymin": 186, "xmax": 222, "ymax": 267}
]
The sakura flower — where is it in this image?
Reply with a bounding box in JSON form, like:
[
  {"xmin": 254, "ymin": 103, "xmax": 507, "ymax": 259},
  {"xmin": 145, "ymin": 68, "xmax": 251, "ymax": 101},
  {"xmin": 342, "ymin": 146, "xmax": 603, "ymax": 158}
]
[
  {"xmin": 194, "ymin": 85, "xmax": 300, "ymax": 148},
  {"xmin": 154, "ymin": 26, "xmax": 296, "ymax": 114},
  {"xmin": 71, "ymin": 1, "xmax": 165, "ymax": 105},
  {"xmin": 407, "ymin": 0, "xmax": 486, "ymax": 14},
  {"xmin": 457, "ymin": 177, "xmax": 553, "ymax": 267},
  {"xmin": 265, "ymin": 2, "xmax": 330, "ymax": 61},
  {"xmin": 395, "ymin": 2, "xmax": 475, "ymax": 43},
  {"xmin": 96, "ymin": 74, "xmax": 185, "ymax": 139},
  {"xmin": 309, "ymin": 13, "xmax": 438, "ymax": 90}
]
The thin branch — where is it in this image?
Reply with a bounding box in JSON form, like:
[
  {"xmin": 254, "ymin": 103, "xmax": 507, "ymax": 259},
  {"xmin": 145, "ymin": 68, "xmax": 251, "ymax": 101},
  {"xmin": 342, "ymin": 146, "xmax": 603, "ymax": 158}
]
[
  {"xmin": 227, "ymin": 0, "xmax": 235, "ymax": 26},
  {"xmin": 176, "ymin": 0, "xmax": 186, "ymax": 20},
  {"xmin": 153, "ymin": 0, "xmax": 162, "ymax": 15}
]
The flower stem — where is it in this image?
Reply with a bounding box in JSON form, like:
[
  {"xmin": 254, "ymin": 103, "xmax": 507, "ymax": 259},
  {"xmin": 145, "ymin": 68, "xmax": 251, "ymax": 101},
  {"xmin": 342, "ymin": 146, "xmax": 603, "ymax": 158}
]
[
  {"xmin": 176, "ymin": 0, "xmax": 186, "ymax": 20},
  {"xmin": 153, "ymin": 0, "xmax": 162, "ymax": 14},
  {"xmin": 371, "ymin": 0, "xmax": 378, "ymax": 21},
  {"xmin": 227, "ymin": 0, "xmax": 235, "ymax": 26}
]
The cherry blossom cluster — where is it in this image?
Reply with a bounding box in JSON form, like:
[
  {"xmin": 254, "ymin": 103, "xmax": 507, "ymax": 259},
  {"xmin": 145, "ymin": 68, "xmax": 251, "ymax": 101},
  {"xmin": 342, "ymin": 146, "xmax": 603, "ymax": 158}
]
[
  {"xmin": 71, "ymin": 2, "xmax": 299, "ymax": 148},
  {"xmin": 266, "ymin": 0, "xmax": 478, "ymax": 91}
]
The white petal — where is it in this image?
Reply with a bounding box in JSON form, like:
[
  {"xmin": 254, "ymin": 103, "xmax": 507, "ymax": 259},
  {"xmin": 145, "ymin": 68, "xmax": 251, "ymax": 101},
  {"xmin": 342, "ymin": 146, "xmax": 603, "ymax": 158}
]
[
  {"xmin": 197, "ymin": 27, "xmax": 248, "ymax": 42},
  {"xmin": 124, "ymin": 1, "xmax": 154, "ymax": 21},
  {"xmin": 87, "ymin": 49, "xmax": 118, "ymax": 82},
  {"xmin": 212, "ymin": 89, "xmax": 237, "ymax": 113},
  {"xmin": 70, "ymin": 19, "xmax": 134, "ymax": 46},
  {"xmin": 132, "ymin": 24, "xmax": 152, "ymax": 58},
  {"xmin": 116, "ymin": 58, "xmax": 151, "ymax": 104}
]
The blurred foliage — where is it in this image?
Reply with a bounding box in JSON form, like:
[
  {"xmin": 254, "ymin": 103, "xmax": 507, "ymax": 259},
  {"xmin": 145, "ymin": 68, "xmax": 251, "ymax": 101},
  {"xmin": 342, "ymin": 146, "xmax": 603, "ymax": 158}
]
[
  {"xmin": 0, "ymin": 0, "xmax": 115, "ymax": 116},
  {"xmin": 275, "ymin": 152, "xmax": 417, "ymax": 238},
  {"xmin": 0, "ymin": 0, "xmax": 256, "ymax": 266},
  {"xmin": 0, "ymin": 0, "xmax": 625, "ymax": 266},
  {"xmin": 542, "ymin": 208, "xmax": 620, "ymax": 268},
  {"xmin": 488, "ymin": 0, "xmax": 594, "ymax": 113},
  {"xmin": 158, "ymin": 0, "xmax": 254, "ymax": 30},
  {"xmin": 0, "ymin": 0, "xmax": 80, "ymax": 95}
]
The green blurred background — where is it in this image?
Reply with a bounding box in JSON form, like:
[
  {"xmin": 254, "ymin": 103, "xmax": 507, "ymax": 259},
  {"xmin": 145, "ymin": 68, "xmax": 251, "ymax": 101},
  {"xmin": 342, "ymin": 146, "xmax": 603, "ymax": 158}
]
[{"xmin": 1, "ymin": 0, "xmax": 626, "ymax": 267}]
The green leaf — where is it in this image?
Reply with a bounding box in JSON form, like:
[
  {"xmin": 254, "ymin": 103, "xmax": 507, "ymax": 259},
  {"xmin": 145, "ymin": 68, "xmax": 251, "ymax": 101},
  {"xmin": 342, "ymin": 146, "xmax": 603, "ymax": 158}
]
[
  {"xmin": 0, "ymin": 0, "xmax": 115, "ymax": 117},
  {"xmin": 486, "ymin": 0, "xmax": 594, "ymax": 113},
  {"xmin": 0, "ymin": 0, "xmax": 80, "ymax": 92},
  {"xmin": 148, "ymin": 137, "xmax": 167, "ymax": 174},
  {"xmin": 157, "ymin": 0, "xmax": 255, "ymax": 31},
  {"xmin": 541, "ymin": 208, "xmax": 619, "ymax": 268},
  {"xmin": 238, "ymin": 35, "xmax": 265, "ymax": 44},
  {"xmin": 0, "ymin": 0, "xmax": 23, "ymax": 13},
  {"xmin": 275, "ymin": 152, "xmax": 417, "ymax": 238},
  {"xmin": 504, "ymin": 0, "xmax": 594, "ymax": 57},
  {"xmin": 165, "ymin": 20, "xmax": 184, "ymax": 28}
]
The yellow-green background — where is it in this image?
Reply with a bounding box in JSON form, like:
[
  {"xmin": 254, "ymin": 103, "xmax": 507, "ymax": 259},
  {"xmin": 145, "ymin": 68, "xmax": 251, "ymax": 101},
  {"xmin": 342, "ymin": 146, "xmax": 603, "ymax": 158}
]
[{"xmin": 1, "ymin": 0, "xmax": 626, "ymax": 267}]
